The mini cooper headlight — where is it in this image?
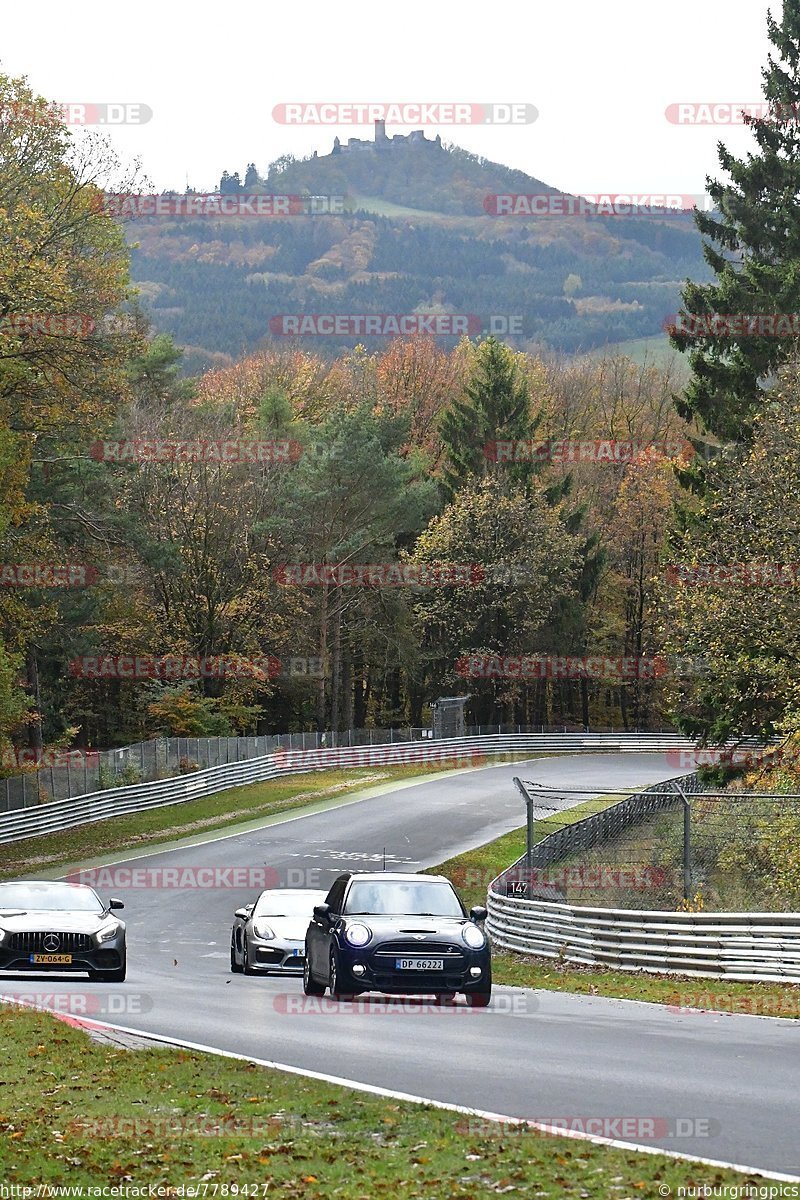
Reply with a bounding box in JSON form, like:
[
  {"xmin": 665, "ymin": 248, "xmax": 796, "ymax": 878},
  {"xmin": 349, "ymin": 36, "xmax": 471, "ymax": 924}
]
[
  {"xmin": 462, "ymin": 924, "xmax": 486, "ymax": 949},
  {"xmin": 252, "ymin": 922, "xmax": 275, "ymax": 940},
  {"xmin": 96, "ymin": 922, "xmax": 121, "ymax": 943},
  {"xmin": 344, "ymin": 922, "xmax": 372, "ymax": 947}
]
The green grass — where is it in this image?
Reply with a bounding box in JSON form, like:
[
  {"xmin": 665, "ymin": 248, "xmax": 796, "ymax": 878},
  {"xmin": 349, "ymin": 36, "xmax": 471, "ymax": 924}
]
[
  {"xmin": 584, "ymin": 334, "xmax": 690, "ymax": 372},
  {"xmin": 490, "ymin": 952, "xmax": 800, "ymax": 1014},
  {"xmin": 349, "ymin": 194, "xmax": 450, "ymax": 220},
  {"xmin": 428, "ymin": 799, "xmax": 800, "ymax": 1015},
  {"xmin": 0, "ymin": 1005, "xmax": 765, "ymax": 1194}
]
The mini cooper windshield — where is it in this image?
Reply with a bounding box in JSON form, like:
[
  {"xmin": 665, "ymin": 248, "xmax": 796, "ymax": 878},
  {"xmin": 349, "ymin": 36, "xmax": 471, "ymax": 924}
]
[{"xmin": 344, "ymin": 879, "xmax": 464, "ymax": 917}]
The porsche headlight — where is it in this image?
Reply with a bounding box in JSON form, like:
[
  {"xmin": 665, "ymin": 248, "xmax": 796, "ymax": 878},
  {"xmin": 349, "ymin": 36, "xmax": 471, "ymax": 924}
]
[
  {"xmin": 252, "ymin": 921, "xmax": 275, "ymax": 940},
  {"xmin": 344, "ymin": 922, "xmax": 371, "ymax": 947},
  {"xmin": 96, "ymin": 922, "xmax": 121, "ymax": 943},
  {"xmin": 462, "ymin": 924, "xmax": 486, "ymax": 949}
]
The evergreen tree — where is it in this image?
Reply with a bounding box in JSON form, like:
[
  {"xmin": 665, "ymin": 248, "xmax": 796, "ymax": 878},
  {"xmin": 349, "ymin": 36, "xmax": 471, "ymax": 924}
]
[
  {"xmin": 671, "ymin": 1, "xmax": 800, "ymax": 442},
  {"xmin": 439, "ymin": 337, "xmax": 539, "ymax": 498}
]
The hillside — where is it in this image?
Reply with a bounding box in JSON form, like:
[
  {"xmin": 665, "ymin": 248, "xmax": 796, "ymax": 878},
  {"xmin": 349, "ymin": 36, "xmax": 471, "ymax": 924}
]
[{"xmin": 129, "ymin": 132, "xmax": 710, "ymax": 372}]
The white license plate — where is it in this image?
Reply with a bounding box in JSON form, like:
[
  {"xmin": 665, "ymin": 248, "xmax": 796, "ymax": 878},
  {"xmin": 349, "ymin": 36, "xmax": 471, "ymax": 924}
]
[
  {"xmin": 395, "ymin": 958, "xmax": 444, "ymax": 970},
  {"xmin": 289, "ymin": 948, "xmax": 302, "ymax": 956}
]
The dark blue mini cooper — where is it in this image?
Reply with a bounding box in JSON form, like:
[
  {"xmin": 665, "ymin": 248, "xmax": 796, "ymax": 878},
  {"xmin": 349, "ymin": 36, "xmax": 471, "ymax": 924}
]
[{"xmin": 303, "ymin": 872, "xmax": 491, "ymax": 1006}]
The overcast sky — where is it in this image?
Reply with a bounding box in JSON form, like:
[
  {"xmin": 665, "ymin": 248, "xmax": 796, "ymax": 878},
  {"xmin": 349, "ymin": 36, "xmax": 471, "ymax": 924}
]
[{"xmin": 1, "ymin": 0, "xmax": 775, "ymax": 195}]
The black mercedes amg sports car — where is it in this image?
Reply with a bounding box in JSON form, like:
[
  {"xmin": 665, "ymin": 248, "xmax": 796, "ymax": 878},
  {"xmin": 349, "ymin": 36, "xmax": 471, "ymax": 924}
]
[
  {"xmin": 303, "ymin": 871, "xmax": 491, "ymax": 1006},
  {"xmin": 0, "ymin": 880, "xmax": 127, "ymax": 981}
]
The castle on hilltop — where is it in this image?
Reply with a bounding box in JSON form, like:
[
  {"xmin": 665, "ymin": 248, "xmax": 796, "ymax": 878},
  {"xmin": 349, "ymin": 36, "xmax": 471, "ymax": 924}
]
[{"xmin": 332, "ymin": 119, "xmax": 442, "ymax": 155}]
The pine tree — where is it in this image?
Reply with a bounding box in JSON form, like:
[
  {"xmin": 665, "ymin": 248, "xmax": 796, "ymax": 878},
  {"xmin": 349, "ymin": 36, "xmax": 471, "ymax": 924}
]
[
  {"xmin": 439, "ymin": 337, "xmax": 538, "ymax": 498},
  {"xmin": 671, "ymin": 0, "xmax": 800, "ymax": 442}
]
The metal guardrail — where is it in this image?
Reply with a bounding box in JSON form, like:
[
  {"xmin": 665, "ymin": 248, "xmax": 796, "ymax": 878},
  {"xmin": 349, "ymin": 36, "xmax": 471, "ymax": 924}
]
[
  {"xmin": 0, "ymin": 732, "xmax": 695, "ymax": 846},
  {"xmin": 486, "ymin": 895, "xmax": 800, "ymax": 982},
  {"xmin": 0, "ymin": 724, "xmax": 679, "ymax": 810},
  {"xmin": 487, "ymin": 771, "xmax": 800, "ymax": 982}
]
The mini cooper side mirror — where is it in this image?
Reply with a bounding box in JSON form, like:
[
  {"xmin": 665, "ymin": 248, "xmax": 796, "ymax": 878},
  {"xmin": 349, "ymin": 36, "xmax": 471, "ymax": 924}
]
[
  {"xmin": 313, "ymin": 903, "xmax": 332, "ymax": 923},
  {"xmin": 109, "ymin": 898, "xmax": 125, "ymax": 911},
  {"xmin": 470, "ymin": 905, "xmax": 488, "ymax": 922}
]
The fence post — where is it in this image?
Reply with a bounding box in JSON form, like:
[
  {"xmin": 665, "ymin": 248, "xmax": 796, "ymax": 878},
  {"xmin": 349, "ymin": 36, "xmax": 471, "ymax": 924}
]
[
  {"xmin": 513, "ymin": 776, "xmax": 534, "ymax": 881},
  {"xmin": 672, "ymin": 782, "xmax": 692, "ymax": 901}
]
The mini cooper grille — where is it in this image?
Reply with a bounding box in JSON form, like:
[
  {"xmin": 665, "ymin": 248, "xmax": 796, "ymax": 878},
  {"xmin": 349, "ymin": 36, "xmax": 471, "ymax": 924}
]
[
  {"xmin": 372, "ymin": 941, "xmax": 466, "ymax": 962},
  {"xmin": 9, "ymin": 931, "xmax": 93, "ymax": 953}
]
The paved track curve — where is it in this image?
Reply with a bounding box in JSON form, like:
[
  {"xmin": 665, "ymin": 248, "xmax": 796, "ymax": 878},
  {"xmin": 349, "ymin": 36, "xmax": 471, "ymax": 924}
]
[{"xmin": 3, "ymin": 753, "xmax": 798, "ymax": 1176}]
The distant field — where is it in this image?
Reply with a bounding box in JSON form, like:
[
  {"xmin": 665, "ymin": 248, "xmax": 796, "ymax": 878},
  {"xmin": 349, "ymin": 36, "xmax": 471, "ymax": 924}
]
[
  {"xmin": 585, "ymin": 334, "xmax": 691, "ymax": 373},
  {"xmin": 349, "ymin": 194, "xmax": 451, "ymax": 220}
]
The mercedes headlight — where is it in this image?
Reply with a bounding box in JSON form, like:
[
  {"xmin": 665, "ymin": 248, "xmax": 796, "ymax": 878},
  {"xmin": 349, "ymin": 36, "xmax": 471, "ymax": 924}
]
[
  {"xmin": 96, "ymin": 922, "xmax": 121, "ymax": 943},
  {"xmin": 252, "ymin": 921, "xmax": 275, "ymax": 940},
  {"xmin": 0, "ymin": 928, "xmax": 6, "ymax": 944},
  {"xmin": 462, "ymin": 924, "xmax": 486, "ymax": 949},
  {"xmin": 344, "ymin": 922, "xmax": 372, "ymax": 947}
]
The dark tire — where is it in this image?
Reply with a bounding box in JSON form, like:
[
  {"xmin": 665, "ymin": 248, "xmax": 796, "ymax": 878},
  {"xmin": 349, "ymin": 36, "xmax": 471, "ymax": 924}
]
[
  {"xmin": 230, "ymin": 934, "xmax": 242, "ymax": 974},
  {"xmin": 242, "ymin": 940, "xmax": 258, "ymax": 977},
  {"xmin": 464, "ymin": 989, "xmax": 491, "ymax": 1008},
  {"xmin": 329, "ymin": 949, "xmax": 354, "ymax": 1000},
  {"xmin": 303, "ymin": 955, "xmax": 325, "ymax": 996}
]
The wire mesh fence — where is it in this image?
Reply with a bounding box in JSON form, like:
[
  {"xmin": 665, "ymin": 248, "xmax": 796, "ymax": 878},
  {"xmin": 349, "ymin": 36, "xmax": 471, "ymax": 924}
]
[
  {"xmin": 496, "ymin": 776, "xmax": 800, "ymax": 913},
  {"xmin": 0, "ymin": 729, "xmax": 426, "ymax": 811},
  {"xmin": 0, "ymin": 722, "xmax": 677, "ymax": 812}
]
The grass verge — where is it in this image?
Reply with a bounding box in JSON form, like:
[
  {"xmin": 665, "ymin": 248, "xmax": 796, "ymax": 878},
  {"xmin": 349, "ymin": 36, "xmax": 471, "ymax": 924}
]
[
  {"xmin": 429, "ymin": 800, "xmax": 800, "ymax": 1016},
  {"xmin": 0, "ymin": 1004, "xmax": 764, "ymax": 1195}
]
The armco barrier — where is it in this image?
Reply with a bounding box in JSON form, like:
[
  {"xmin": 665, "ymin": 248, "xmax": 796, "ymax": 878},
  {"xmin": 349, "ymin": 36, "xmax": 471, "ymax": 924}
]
[
  {"xmin": 0, "ymin": 732, "xmax": 695, "ymax": 846},
  {"xmin": 487, "ymin": 771, "xmax": 800, "ymax": 982}
]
